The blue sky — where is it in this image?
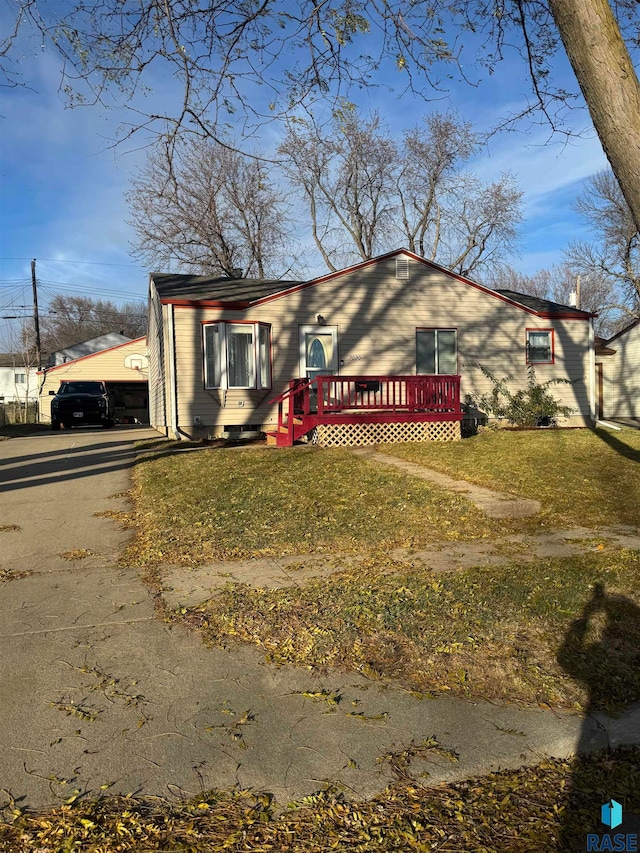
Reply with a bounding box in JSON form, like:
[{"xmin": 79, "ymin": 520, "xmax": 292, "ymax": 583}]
[{"xmin": 0, "ymin": 10, "xmax": 612, "ymax": 350}]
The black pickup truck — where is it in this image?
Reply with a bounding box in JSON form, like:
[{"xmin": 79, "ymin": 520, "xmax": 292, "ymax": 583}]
[{"xmin": 50, "ymin": 381, "xmax": 115, "ymax": 430}]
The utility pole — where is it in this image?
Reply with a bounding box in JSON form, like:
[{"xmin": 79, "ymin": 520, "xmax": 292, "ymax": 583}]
[{"xmin": 31, "ymin": 258, "xmax": 42, "ymax": 370}]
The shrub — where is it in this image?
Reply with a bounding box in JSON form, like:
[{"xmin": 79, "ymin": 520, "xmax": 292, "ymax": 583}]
[{"xmin": 473, "ymin": 364, "xmax": 575, "ymax": 428}]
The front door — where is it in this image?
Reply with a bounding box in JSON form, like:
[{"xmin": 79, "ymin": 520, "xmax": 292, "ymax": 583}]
[{"xmin": 299, "ymin": 326, "xmax": 338, "ymax": 381}]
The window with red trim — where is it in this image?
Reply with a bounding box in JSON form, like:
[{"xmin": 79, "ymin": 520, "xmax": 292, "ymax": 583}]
[{"xmin": 526, "ymin": 329, "xmax": 554, "ymax": 364}]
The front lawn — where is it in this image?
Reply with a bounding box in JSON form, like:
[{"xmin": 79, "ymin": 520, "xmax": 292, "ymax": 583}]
[
  {"xmin": 127, "ymin": 445, "xmax": 504, "ymax": 566},
  {"xmin": 186, "ymin": 549, "xmax": 640, "ymax": 711},
  {"xmin": 378, "ymin": 427, "xmax": 640, "ymax": 529}
]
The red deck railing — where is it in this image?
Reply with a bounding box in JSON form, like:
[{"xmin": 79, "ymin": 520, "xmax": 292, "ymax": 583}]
[
  {"xmin": 268, "ymin": 375, "xmax": 461, "ymax": 445},
  {"xmin": 315, "ymin": 374, "xmax": 460, "ymax": 415}
]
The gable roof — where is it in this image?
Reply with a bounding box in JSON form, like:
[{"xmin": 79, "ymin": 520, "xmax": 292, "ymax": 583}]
[
  {"xmin": 493, "ymin": 290, "xmax": 594, "ymax": 318},
  {"xmin": 41, "ymin": 336, "xmax": 146, "ymax": 374},
  {"xmin": 151, "ymin": 273, "xmax": 302, "ymax": 304},
  {"xmin": 151, "ymin": 250, "xmax": 594, "ymax": 319},
  {"xmin": 47, "ymin": 332, "xmax": 132, "ymax": 366},
  {"xmin": 605, "ymin": 316, "xmax": 640, "ymax": 345}
]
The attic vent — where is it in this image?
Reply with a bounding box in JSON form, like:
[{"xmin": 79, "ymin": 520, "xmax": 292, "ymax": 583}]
[{"xmin": 395, "ymin": 258, "xmax": 410, "ymax": 280}]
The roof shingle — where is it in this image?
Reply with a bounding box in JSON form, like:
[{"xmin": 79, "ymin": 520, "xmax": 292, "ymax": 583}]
[{"xmin": 151, "ymin": 273, "xmax": 302, "ymax": 303}]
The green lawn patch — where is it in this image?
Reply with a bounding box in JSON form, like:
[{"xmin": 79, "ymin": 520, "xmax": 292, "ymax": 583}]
[
  {"xmin": 127, "ymin": 445, "xmax": 504, "ymax": 566},
  {"xmin": 378, "ymin": 427, "xmax": 640, "ymax": 529},
  {"xmin": 188, "ymin": 550, "xmax": 640, "ymax": 711},
  {"xmin": 2, "ymin": 748, "xmax": 639, "ymax": 852}
]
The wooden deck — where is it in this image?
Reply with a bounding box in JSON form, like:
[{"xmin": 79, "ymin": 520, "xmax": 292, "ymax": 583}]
[{"xmin": 267, "ymin": 375, "xmax": 462, "ymax": 446}]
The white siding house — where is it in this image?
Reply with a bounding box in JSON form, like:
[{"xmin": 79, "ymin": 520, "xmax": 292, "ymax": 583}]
[{"xmin": 148, "ymin": 249, "xmax": 596, "ymax": 444}]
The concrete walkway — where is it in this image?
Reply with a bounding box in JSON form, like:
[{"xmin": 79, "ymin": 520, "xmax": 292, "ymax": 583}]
[
  {"xmin": 350, "ymin": 447, "xmax": 541, "ymax": 518},
  {"xmin": 160, "ymin": 526, "xmax": 640, "ymax": 608},
  {"xmin": 1, "ymin": 428, "xmax": 639, "ymax": 814}
]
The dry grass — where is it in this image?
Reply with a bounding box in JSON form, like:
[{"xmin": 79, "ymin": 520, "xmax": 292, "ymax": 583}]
[
  {"xmin": 378, "ymin": 426, "xmax": 640, "ymax": 530},
  {"xmin": 60, "ymin": 549, "xmax": 97, "ymax": 561},
  {"xmin": 2, "ymin": 748, "xmax": 639, "ymax": 852},
  {"xmin": 126, "ymin": 445, "xmax": 507, "ymax": 567},
  {"xmin": 187, "ymin": 550, "xmax": 640, "ymax": 712}
]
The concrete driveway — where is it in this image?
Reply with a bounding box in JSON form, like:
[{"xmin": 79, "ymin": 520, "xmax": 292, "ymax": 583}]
[{"xmin": 0, "ymin": 427, "xmax": 632, "ymax": 813}]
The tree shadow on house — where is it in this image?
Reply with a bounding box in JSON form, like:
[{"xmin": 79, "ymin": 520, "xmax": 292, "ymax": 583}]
[{"xmin": 556, "ymin": 583, "xmax": 640, "ymax": 850}]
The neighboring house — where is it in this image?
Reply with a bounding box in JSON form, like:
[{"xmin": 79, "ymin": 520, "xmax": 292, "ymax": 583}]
[
  {"xmin": 595, "ymin": 319, "xmax": 640, "ymax": 420},
  {"xmin": 46, "ymin": 333, "xmax": 132, "ymax": 367},
  {"xmin": 0, "ymin": 354, "xmax": 39, "ymax": 403},
  {"xmin": 39, "ymin": 337, "xmax": 149, "ymax": 424},
  {"xmin": 148, "ymin": 249, "xmax": 596, "ymax": 446}
]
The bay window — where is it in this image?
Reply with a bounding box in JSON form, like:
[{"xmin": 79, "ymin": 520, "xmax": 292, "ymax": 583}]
[{"xmin": 204, "ymin": 322, "xmax": 271, "ymax": 389}]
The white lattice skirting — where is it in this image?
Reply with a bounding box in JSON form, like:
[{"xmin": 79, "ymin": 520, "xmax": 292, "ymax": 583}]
[{"xmin": 315, "ymin": 420, "xmax": 461, "ymax": 447}]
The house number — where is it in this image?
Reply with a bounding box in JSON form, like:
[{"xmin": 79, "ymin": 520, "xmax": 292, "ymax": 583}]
[{"xmin": 349, "ymin": 355, "xmax": 362, "ymax": 361}]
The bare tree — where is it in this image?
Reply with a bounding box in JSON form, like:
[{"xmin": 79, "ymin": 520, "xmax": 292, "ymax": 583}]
[
  {"xmin": 40, "ymin": 295, "xmax": 147, "ymax": 354},
  {"xmin": 565, "ymin": 170, "xmax": 640, "ymax": 315},
  {"xmin": 280, "ymin": 109, "xmax": 522, "ymax": 276},
  {"xmin": 4, "ymin": 324, "xmax": 39, "ymax": 422},
  {"xmin": 2, "ymin": 2, "xmax": 640, "ymax": 231},
  {"xmin": 279, "ymin": 111, "xmax": 398, "ymax": 272},
  {"xmin": 396, "ymin": 114, "xmax": 477, "ymax": 259},
  {"xmin": 440, "ymin": 173, "xmax": 523, "ymax": 277},
  {"xmin": 127, "ymin": 139, "xmax": 294, "ymax": 278}
]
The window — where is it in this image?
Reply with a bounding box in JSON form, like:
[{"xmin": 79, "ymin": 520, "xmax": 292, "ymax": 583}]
[
  {"xmin": 526, "ymin": 329, "xmax": 553, "ymax": 364},
  {"xmin": 203, "ymin": 322, "xmax": 271, "ymax": 389},
  {"xmin": 416, "ymin": 329, "xmax": 457, "ymax": 374},
  {"xmin": 14, "ymin": 373, "xmax": 25, "ymax": 384}
]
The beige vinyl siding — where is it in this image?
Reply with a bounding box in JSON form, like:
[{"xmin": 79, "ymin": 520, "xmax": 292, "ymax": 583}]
[
  {"xmin": 148, "ymin": 284, "xmax": 168, "ymax": 431},
  {"xmin": 600, "ymin": 323, "xmax": 640, "ymax": 418},
  {"xmin": 39, "ymin": 339, "xmax": 148, "ymax": 423},
  {"xmin": 170, "ymin": 257, "xmax": 593, "ymax": 437}
]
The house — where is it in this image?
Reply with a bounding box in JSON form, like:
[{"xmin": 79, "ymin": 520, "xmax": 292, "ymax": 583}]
[
  {"xmin": 0, "ymin": 354, "xmax": 39, "ymax": 404},
  {"xmin": 148, "ymin": 249, "xmax": 596, "ymax": 446},
  {"xmin": 39, "ymin": 336, "xmax": 149, "ymax": 424},
  {"xmin": 595, "ymin": 318, "xmax": 640, "ymax": 421}
]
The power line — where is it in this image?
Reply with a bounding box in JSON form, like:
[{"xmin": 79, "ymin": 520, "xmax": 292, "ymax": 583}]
[
  {"xmin": 38, "ymin": 280, "xmax": 147, "ymax": 299},
  {"xmin": 0, "ymin": 257, "xmax": 146, "ymax": 269}
]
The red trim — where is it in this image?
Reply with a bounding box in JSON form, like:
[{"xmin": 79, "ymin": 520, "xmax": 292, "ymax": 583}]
[
  {"xmin": 38, "ymin": 337, "xmax": 146, "ymax": 374},
  {"xmin": 313, "ymin": 411, "xmax": 464, "ymax": 425},
  {"xmin": 164, "ymin": 299, "xmax": 249, "ymax": 309},
  {"xmin": 415, "ymin": 327, "xmax": 458, "ymax": 375},
  {"xmin": 159, "ymin": 250, "xmax": 594, "ymax": 320},
  {"xmin": 526, "ymin": 328, "xmax": 555, "ymax": 365},
  {"xmin": 200, "ymin": 318, "xmax": 255, "ymax": 325}
]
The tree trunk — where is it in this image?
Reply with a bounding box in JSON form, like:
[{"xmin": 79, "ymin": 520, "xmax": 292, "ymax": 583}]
[{"xmin": 549, "ymin": 0, "xmax": 640, "ymax": 233}]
